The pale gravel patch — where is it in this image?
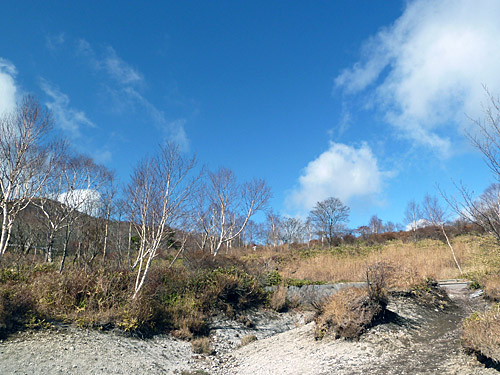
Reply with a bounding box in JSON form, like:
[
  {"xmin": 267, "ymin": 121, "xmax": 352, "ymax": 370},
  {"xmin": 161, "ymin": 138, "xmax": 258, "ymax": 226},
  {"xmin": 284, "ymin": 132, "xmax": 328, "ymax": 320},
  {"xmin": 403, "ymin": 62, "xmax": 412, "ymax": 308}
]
[
  {"xmin": 213, "ymin": 284, "xmax": 498, "ymax": 375},
  {"xmin": 0, "ymin": 328, "xmax": 196, "ymax": 375}
]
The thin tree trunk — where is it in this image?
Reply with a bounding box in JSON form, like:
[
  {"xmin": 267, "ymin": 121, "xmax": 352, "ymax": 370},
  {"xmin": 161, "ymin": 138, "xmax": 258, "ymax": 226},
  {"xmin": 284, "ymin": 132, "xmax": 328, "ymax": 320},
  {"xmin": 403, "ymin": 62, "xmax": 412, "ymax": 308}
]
[
  {"xmin": 46, "ymin": 232, "xmax": 55, "ymax": 263},
  {"xmin": 102, "ymin": 219, "xmax": 109, "ymax": 262},
  {"xmin": 441, "ymin": 224, "xmax": 462, "ymax": 275},
  {"xmin": 169, "ymin": 238, "xmax": 187, "ymax": 269},
  {"xmin": 73, "ymin": 241, "xmax": 82, "ymax": 266},
  {"xmin": 116, "ymin": 220, "xmax": 122, "ymax": 267},
  {"xmin": 59, "ymin": 225, "xmax": 71, "ymax": 273},
  {"xmin": 0, "ymin": 203, "xmax": 9, "ymax": 256},
  {"xmin": 127, "ymin": 221, "xmax": 132, "ymax": 269}
]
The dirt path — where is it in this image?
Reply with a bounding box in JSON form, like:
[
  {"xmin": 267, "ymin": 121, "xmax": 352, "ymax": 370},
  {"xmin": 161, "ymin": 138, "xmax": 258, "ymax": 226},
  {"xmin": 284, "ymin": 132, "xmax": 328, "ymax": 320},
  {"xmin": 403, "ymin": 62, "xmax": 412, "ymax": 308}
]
[
  {"xmin": 214, "ymin": 282, "xmax": 498, "ymax": 375},
  {"xmin": 0, "ymin": 283, "xmax": 497, "ymax": 375}
]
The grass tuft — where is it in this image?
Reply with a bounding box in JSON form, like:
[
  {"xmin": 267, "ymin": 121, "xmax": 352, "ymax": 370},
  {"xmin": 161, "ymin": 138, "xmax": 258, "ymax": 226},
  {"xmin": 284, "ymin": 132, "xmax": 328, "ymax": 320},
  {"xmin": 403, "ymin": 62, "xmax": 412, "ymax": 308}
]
[{"xmin": 462, "ymin": 304, "xmax": 500, "ymax": 363}]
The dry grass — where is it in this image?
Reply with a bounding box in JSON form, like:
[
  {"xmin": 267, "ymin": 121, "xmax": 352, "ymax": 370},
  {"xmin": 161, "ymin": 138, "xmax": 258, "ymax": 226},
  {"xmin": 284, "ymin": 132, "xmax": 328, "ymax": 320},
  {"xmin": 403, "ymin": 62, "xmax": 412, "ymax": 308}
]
[
  {"xmin": 479, "ymin": 274, "xmax": 500, "ymax": 301},
  {"xmin": 278, "ymin": 237, "xmax": 483, "ymax": 284},
  {"xmin": 240, "ymin": 334, "xmax": 257, "ymax": 346},
  {"xmin": 314, "ymin": 261, "xmax": 394, "ymax": 340},
  {"xmin": 0, "ymin": 259, "xmax": 268, "ymax": 338},
  {"xmin": 314, "ymin": 287, "xmax": 384, "ymax": 340},
  {"xmin": 191, "ymin": 337, "xmax": 212, "ymax": 355},
  {"xmin": 462, "ymin": 304, "xmax": 500, "ymax": 362},
  {"xmin": 269, "ymin": 285, "xmax": 288, "ymax": 312}
]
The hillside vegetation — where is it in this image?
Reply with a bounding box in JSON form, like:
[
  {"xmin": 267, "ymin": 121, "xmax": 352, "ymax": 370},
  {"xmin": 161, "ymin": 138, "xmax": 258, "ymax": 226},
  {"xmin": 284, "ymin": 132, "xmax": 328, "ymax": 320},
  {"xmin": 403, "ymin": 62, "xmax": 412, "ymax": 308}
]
[{"xmin": 2, "ymin": 226, "xmax": 500, "ymax": 364}]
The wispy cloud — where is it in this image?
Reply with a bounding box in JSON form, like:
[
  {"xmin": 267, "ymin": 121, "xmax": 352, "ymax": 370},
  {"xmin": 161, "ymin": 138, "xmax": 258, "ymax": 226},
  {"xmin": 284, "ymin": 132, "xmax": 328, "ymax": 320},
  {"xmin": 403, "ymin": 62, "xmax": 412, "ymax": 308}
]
[
  {"xmin": 335, "ymin": 0, "xmax": 500, "ymax": 155},
  {"xmin": 0, "ymin": 58, "xmax": 18, "ymax": 115},
  {"xmin": 167, "ymin": 119, "xmax": 189, "ymax": 150},
  {"xmin": 45, "ymin": 32, "xmax": 66, "ymax": 51},
  {"xmin": 103, "ymin": 47, "xmax": 143, "ymax": 86},
  {"xmin": 40, "ymin": 78, "xmax": 95, "ymax": 138},
  {"xmin": 287, "ymin": 142, "xmax": 390, "ymax": 212},
  {"xmin": 76, "ymin": 39, "xmax": 189, "ymax": 149},
  {"xmin": 77, "ymin": 40, "xmax": 143, "ymax": 87}
]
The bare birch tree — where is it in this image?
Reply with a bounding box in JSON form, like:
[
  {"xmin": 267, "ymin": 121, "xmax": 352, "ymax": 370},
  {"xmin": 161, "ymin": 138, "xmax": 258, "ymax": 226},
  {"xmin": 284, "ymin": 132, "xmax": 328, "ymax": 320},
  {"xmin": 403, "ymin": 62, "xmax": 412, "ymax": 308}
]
[
  {"xmin": 467, "ymin": 87, "xmax": 500, "ymax": 181},
  {"xmin": 422, "ymin": 194, "xmax": 462, "ymax": 274},
  {"xmin": 196, "ymin": 168, "xmax": 271, "ymax": 257},
  {"xmin": 0, "ymin": 96, "xmax": 62, "ymax": 258},
  {"xmin": 280, "ymin": 217, "xmax": 305, "ymax": 245},
  {"xmin": 444, "ymin": 182, "xmax": 500, "ymax": 242},
  {"xmin": 443, "ymin": 89, "xmax": 500, "ymax": 243},
  {"xmin": 34, "ymin": 153, "xmax": 109, "ymax": 271},
  {"xmin": 368, "ymin": 215, "xmax": 383, "ymax": 234},
  {"xmin": 100, "ymin": 170, "xmax": 117, "ymax": 262},
  {"xmin": 265, "ymin": 211, "xmax": 281, "ymax": 247},
  {"xmin": 404, "ymin": 199, "xmax": 422, "ymax": 242},
  {"xmin": 126, "ymin": 142, "xmax": 198, "ymax": 299}
]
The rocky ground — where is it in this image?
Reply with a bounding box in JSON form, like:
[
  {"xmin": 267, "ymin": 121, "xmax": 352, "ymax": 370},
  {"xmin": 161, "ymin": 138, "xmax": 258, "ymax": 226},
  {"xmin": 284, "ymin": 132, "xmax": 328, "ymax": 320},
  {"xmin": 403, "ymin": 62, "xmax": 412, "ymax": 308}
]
[{"xmin": 1, "ymin": 282, "xmax": 498, "ymax": 375}]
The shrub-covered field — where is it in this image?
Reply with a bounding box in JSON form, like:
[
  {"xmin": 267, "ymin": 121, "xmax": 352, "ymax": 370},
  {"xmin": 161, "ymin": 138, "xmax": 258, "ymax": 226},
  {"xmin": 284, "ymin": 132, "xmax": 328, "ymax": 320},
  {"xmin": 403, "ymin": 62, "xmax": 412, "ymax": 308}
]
[
  {"xmin": 2, "ymin": 232, "xmax": 500, "ymax": 365},
  {"xmin": 0, "ymin": 255, "xmax": 268, "ymax": 339}
]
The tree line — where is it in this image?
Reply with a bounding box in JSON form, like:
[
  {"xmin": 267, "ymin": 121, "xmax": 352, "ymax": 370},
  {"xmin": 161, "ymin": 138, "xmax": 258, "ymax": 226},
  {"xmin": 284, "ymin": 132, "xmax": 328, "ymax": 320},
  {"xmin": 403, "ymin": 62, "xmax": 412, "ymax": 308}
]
[{"xmin": 3, "ymin": 89, "xmax": 500, "ymax": 297}]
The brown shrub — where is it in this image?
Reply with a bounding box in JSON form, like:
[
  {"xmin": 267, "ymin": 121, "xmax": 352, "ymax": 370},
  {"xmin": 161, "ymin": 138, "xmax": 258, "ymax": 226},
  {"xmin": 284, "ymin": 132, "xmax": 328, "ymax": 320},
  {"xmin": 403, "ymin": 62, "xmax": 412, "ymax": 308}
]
[
  {"xmin": 481, "ymin": 274, "xmax": 500, "ymax": 301},
  {"xmin": 269, "ymin": 285, "xmax": 288, "ymax": 312},
  {"xmin": 462, "ymin": 304, "xmax": 500, "ymax": 362},
  {"xmin": 191, "ymin": 337, "xmax": 212, "ymax": 355},
  {"xmin": 30, "ymin": 268, "xmax": 131, "ymax": 326},
  {"xmin": 365, "ymin": 261, "xmax": 391, "ymax": 304},
  {"xmin": 0, "ymin": 283, "xmax": 36, "ymax": 338},
  {"xmin": 313, "ymin": 261, "xmax": 397, "ymax": 340},
  {"xmin": 314, "ymin": 287, "xmax": 385, "ymax": 340},
  {"xmin": 240, "ymin": 334, "xmax": 257, "ymax": 346}
]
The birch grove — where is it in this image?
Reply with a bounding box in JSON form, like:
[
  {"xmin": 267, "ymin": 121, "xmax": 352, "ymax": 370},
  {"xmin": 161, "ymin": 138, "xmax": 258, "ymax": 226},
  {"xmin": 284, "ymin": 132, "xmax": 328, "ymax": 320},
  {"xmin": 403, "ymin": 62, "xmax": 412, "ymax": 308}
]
[
  {"xmin": 0, "ymin": 96, "xmax": 62, "ymax": 258},
  {"xmin": 196, "ymin": 168, "xmax": 271, "ymax": 256}
]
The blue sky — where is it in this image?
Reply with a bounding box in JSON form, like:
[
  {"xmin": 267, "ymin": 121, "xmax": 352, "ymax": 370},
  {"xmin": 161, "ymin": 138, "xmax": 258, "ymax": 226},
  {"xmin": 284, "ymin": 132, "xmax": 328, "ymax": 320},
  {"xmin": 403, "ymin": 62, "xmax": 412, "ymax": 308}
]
[{"xmin": 1, "ymin": 0, "xmax": 499, "ymax": 229}]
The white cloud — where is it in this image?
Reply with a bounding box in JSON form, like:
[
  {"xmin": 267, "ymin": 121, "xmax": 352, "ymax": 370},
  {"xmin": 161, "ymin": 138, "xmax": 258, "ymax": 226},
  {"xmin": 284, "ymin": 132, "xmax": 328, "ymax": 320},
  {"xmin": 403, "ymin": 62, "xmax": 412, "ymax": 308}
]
[
  {"xmin": 0, "ymin": 58, "xmax": 18, "ymax": 115},
  {"xmin": 335, "ymin": 0, "xmax": 500, "ymax": 154},
  {"xmin": 58, "ymin": 188, "xmax": 102, "ymax": 217},
  {"xmin": 122, "ymin": 86, "xmax": 190, "ymax": 150},
  {"xmin": 40, "ymin": 79, "xmax": 94, "ymax": 138},
  {"xmin": 405, "ymin": 218, "xmax": 431, "ymax": 232},
  {"xmin": 288, "ymin": 142, "xmax": 388, "ymax": 212}
]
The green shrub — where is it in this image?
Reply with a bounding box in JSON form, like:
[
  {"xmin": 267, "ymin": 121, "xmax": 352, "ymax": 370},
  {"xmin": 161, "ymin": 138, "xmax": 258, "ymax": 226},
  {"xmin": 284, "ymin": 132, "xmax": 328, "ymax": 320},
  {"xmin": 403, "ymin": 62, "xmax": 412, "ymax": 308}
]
[
  {"xmin": 0, "ymin": 259, "xmax": 268, "ymax": 338},
  {"xmin": 192, "ymin": 267, "xmax": 266, "ymax": 314},
  {"xmin": 266, "ymin": 270, "xmax": 282, "ymax": 286}
]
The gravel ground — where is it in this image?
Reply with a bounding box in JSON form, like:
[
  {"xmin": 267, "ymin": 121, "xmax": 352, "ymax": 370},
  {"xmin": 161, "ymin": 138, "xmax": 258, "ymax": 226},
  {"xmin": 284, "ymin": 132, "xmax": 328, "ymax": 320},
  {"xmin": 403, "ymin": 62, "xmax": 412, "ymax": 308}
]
[
  {"xmin": 0, "ymin": 284, "xmax": 497, "ymax": 375},
  {"xmin": 213, "ymin": 283, "xmax": 498, "ymax": 375}
]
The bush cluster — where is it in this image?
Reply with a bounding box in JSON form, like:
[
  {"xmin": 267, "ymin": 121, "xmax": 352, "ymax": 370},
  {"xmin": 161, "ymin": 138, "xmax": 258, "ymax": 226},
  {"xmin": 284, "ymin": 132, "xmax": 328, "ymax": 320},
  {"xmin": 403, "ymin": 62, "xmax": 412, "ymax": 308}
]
[
  {"xmin": 462, "ymin": 304, "xmax": 500, "ymax": 363},
  {"xmin": 0, "ymin": 261, "xmax": 267, "ymax": 339},
  {"xmin": 314, "ymin": 287, "xmax": 385, "ymax": 340}
]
